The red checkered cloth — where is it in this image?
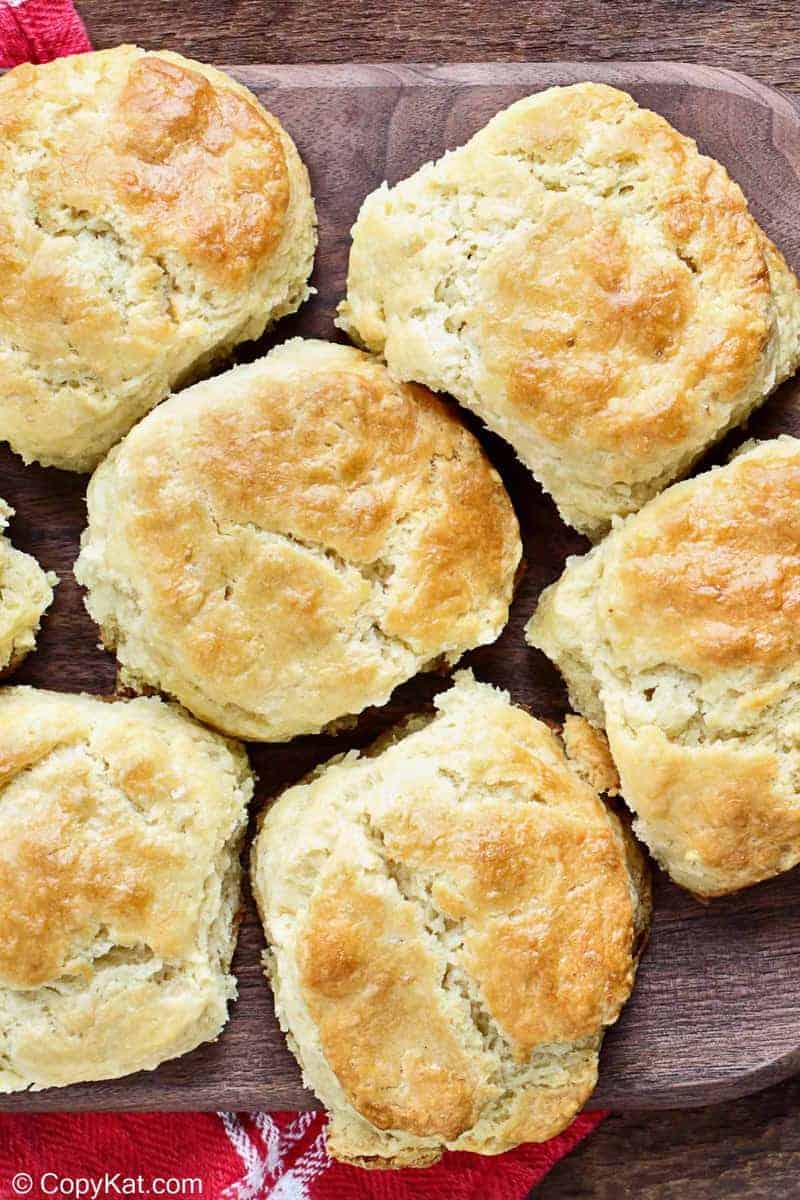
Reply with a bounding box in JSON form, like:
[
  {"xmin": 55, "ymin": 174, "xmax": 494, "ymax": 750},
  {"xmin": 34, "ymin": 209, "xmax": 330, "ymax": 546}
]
[
  {"xmin": 0, "ymin": 1111, "xmax": 606, "ymax": 1198},
  {"xmin": 0, "ymin": 2, "xmax": 606, "ymax": 1195}
]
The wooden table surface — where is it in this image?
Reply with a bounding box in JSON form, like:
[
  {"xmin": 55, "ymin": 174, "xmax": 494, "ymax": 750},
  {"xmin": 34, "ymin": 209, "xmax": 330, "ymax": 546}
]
[{"xmin": 74, "ymin": 3, "xmax": 800, "ymax": 1196}]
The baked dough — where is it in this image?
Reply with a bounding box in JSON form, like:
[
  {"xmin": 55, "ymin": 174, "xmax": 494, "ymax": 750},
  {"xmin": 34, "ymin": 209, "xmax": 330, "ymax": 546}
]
[
  {"xmin": 338, "ymin": 82, "xmax": 800, "ymax": 538},
  {"xmin": 0, "ymin": 686, "xmax": 252, "ymax": 1091},
  {"xmin": 527, "ymin": 435, "xmax": 800, "ymax": 897},
  {"xmin": 0, "ymin": 500, "xmax": 55, "ymax": 674},
  {"xmin": 75, "ymin": 339, "xmax": 521, "ymax": 741},
  {"xmin": 0, "ymin": 45, "xmax": 316, "ymax": 472},
  {"xmin": 251, "ymin": 671, "xmax": 649, "ymax": 1166}
]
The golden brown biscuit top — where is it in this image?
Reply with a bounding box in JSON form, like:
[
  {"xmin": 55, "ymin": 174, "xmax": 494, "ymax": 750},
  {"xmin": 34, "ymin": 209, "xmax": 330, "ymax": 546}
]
[
  {"xmin": 300, "ymin": 868, "xmax": 486, "ymax": 1140},
  {"xmin": 0, "ymin": 46, "xmax": 289, "ymax": 284},
  {"xmin": 83, "ymin": 341, "xmax": 519, "ymax": 736},
  {"xmin": 114, "ymin": 56, "xmax": 289, "ymax": 277},
  {"xmin": 476, "ymin": 84, "xmax": 771, "ymax": 465},
  {"xmin": 340, "ymin": 81, "xmax": 793, "ymax": 539},
  {"xmin": 260, "ymin": 674, "xmax": 643, "ymax": 1142},
  {"xmin": 0, "ymin": 45, "xmax": 298, "ymax": 459},
  {"xmin": 601, "ymin": 437, "xmax": 800, "ymax": 676},
  {"xmin": 605, "ymin": 717, "xmax": 800, "ymax": 897},
  {"xmin": 0, "ymin": 688, "xmax": 249, "ymax": 991},
  {"xmin": 128, "ymin": 354, "xmax": 515, "ymax": 643}
]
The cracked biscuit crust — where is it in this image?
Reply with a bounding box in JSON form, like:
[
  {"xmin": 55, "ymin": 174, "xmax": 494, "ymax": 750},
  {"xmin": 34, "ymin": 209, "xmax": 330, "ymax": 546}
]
[
  {"xmin": 0, "ymin": 45, "xmax": 316, "ymax": 472},
  {"xmin": 338, "ymin": 82, "xmax": 800, "ymax": 538},
  {"xmin": 0, "ymin": 500, "xmax": 56, "ymax": 675},
  {"xmin": 527, "ymin": 435, "xmax": 800, "ymax": 897},
  {"xmin": 75, "ymin": 339, "xmax": 521, "ymax": 742},
  {"xmin": 0, "ymin": 686, "xmax": 252, "ymax": 1092},
  {"xmin": 251, "ymin": 671, "xmax": 649, "ymax": 1166}
]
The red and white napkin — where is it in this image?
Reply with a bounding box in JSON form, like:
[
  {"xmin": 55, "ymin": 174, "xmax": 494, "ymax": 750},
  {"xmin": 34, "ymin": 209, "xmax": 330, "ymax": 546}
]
[
  {"xmin": 0, "ymin": 2, "xmax": 606, "ymax": 1194},
  {"xmin": 0, "ymin": 1110, "xmax": 605, "ymax": 1198}
]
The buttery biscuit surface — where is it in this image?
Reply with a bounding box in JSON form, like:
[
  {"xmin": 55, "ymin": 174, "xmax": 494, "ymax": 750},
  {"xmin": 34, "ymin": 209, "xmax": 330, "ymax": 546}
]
[
  {"xmin": 0, "ymin": 500, "xmax": 55, "ymax": 675},
  {"xmin": 0, "ymin": 686, "xmax": 252, "ymax": 1092},
  {"xmin": 75, "ymin": 339, "xmax": 521, "ymax": 741},
  {"xmin": 527, "ymin": 435, "xmax": 800, "ymax": 896},
  {"xmin": 0, "ymin": 45, "xmax": 316, "ymax": 471},
  {"xmin": 251, "ymin": 672, "xmax": 648, "ymax": 1166},
  {"xmin": 338, "ymin": 82, "xmax": 800, "ymax": 537}
]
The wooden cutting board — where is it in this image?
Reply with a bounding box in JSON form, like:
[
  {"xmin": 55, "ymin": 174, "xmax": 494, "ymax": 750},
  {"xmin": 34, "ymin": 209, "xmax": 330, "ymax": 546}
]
[{"xmin": 3, "ymin": 60, "xmax": 800, "ymax": 1114}]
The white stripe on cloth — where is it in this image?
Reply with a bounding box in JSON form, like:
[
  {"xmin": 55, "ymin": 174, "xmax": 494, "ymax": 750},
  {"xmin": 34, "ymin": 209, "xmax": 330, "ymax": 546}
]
[
  {"xmin": 254, "ymin": 1113, "xmax": 284, "ymax": 1178},
  {"xmin": 220, "ymin": 1112, "xmax": 328, "ymax": 1199},
  {"xmin": 219, "ymin": 1113, "xmax": 271, "ymax": 1200}
]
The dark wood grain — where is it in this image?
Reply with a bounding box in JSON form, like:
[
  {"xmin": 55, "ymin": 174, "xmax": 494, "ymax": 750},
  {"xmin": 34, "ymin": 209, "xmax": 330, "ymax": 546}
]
[
  {"xmin": 537, "ymin": 1076, "xmax": 800, "ymax": 1199},
  {"xmin": 78, "ymin": 1, "xmax": 800, "ymax": 96},
  {"xmin": 3, "ymin": 62, "xmax": 800, "ymax": 1124}
]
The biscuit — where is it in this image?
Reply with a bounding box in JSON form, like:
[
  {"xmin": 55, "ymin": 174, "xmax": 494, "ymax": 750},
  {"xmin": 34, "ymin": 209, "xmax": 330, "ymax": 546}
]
[
  {"xmin": 527, "ymin": 435, "xmax": 800, "ymax": 897},
  {"xmin": 75, "ymin": 339, "xmax": 521, "ymax": 741},
  {"xmin": 251, "ymin": 671, "xmax": 649, "ymax": 1167},
  {"xmin": 0, "ymin": 45, "xmax": 316, "ymax": 472},
  {"xmin": 338, "ymin": 82, "xmax": 800, "ymax": 538},
  {"xmin": 0, "ymin": 500, "xmax": 55, "ymax": 675},
  {"xmin": 0, "ymin": 686, "xmax": 252, "ymax": 1091}
]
